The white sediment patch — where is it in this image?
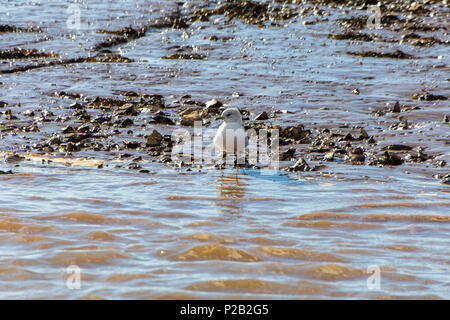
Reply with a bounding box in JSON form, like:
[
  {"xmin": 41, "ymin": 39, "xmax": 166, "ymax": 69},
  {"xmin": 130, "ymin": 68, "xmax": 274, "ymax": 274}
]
[{"xmin": 0, "ymin": 151, "xmax": 106, "ymax": 168}]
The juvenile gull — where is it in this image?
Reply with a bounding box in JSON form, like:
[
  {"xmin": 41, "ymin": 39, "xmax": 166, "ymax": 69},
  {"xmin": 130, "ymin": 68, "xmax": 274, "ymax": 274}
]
[{"xmin": 213, "ymin": 108, "xmax": 248, "ymax": 163}]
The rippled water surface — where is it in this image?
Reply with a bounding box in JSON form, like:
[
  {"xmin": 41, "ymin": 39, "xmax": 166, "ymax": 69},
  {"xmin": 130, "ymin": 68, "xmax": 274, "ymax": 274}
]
[{"xmin": 0, "ymin": 0, "xmax": 449, "ymax": 299}]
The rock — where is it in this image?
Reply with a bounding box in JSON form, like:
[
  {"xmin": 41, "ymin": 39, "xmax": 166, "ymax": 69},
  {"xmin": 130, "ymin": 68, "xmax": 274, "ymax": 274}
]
[
  {"xmin": 146, "ymin": 129, "xmax": 163, "ymax": 147},
  {"xmin": 205, "ymin": 99, "xmax": 222, "ymax": 109},
  {"xmin": 92, "ymin": 115, "xmax": 111, "ymax": 124},
  {"xmin": 280, "ymin": 125, "xmax": 309, "ymax": 142},
  {"xmin": 61, "ymin": 126, "xmax": 75, "ymax": 134},
  {"xmin": 114, "ymin": 103, "xmax": 136, "ymax": 117},
  {"xmin": 66, "ymin": 133, "xmax": 90, "ymax": 143},
  {"xmin": 444, "ymin": 115, "xmax": 449, "ymax": 123},
  {"xmin": 180, "ymin": 109, "xmax": 203, "ymax": 126},
  {"xmin": 204, "ymin": 101, "xmax": 222, "ymax": 115},
  {"xmin": 123, "ymin": 140, "xmax": 141, "ymax": 149},
  {"xmin": 389, "ymin": 120, "xmax": 409, "ymax": 130},
  {"xmin": 370, "ymin": 151, "xmax": 403, "ymax": 166},
  {"xmin": 255, "ymin": 111, "xmax": 269, "ymax": 120},
  {"xmin": 342, "ymin": 133, "xmax": 354, "ymax": 141},
  {"xmin": 405, "ymin": 149, "xmax": 429, "ymax": 162},
  {"xmin": 412, "ymin": 92, "xmax": 447, "ymax": 101},
  {"xmin": 383, "ymin": 144, "xmax": 413, "ymax": 151},
  {"xmin": 23, "ymin": 110, "xmax": 35, "ymax": 117},
  {"xmin": 46, "ymin": 136, "xmax": 62, "ymax": 145},
  {"xmin": 352, "ymin": 88, "xmax": 360, "ymax": 95},
  {"xmin": 0, "ymin": 101, "xmax": 7, "ymax": 108},
  {"xmin": 359, "ymin": 128, "xmax": 369, "ymax": 139},
  {"xmin": 124, "ymin": 91, "xmax": 139, "ymax": 97},
  {"xmin": 142, "ymin": 95, "xmax": 165, "ymax": 109},
  {"xmin": 41, "ymin": 110, "xmax": 54, "ymax": 118},
  {"xmin": 77, "ymin": 125, "xmax": 91, "ymax": 133},
  {"xmin": 324, "ymin": 151, "xmax": 335, "ymax": 161},
  {"xmin": 287, "ymin": 157, "xmax": 311, "ymax": 172},
  {"xmin": 128, "ymin": 163, "xmax": 142, "ymax": 170},
  {"xmin": 120, "ymin": 118, "xmax": 134, "ymax": 128},
  {"xmin": 391, "ymin": 101, "xmax": 401, "ymax": 113},
  {"xmin": 280, "ymin": 147, "xmax": 296, "ymax": 161},
  {"xmin": 440, "ymin": 174, "xmax": 450, "ymax": 185},
  {"xmin": 349, "ymin": 153, "xmax": 365, "ymax": 164},
  {"xmin": 153, "ymin": 115, "xmax": 174, "ymax": 125},
  {"xmin": 69, "ymin": 102, "xmax": 84, "ymax": 110},
  {"xmin": 4, "ymin": 154, "xmax": 25, "ymax": 163}
]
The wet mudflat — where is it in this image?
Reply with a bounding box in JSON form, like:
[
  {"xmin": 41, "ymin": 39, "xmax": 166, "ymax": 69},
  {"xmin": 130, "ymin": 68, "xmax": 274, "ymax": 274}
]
[{"xmin": 0, "ymin": 0, "xmax": 449, "ymax": 299}]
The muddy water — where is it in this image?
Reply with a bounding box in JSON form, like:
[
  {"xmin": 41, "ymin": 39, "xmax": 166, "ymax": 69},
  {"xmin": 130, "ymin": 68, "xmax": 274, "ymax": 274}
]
[{"xmin": 1, "ymin": 0, "xmax": 449, "ymax": 299}]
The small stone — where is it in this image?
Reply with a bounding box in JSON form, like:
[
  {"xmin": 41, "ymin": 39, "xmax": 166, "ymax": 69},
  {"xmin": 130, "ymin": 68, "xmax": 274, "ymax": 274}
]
[
  {"xmin": 61, "ymin": 126, "xmax": 75, "ymax": 134},
  {"xmin": 412, "ymin": 92, "xmax": 447, "ymax": 101},
  {"xmin": 205, "ymin": 99, "xmax": 222, "ymax": 109},
  {"xmin": 324, "ymin": 151, "xmax": 335, "ymax": 161},
  {"xmin": 204, "ymin": 100, "xmax": 222, "ymax": 115},
  {"xmin": 383, "ymin": 144, "xmax": 412, "ymax": 151},
  {"xmin": 114, "ymin": 103, "xmax": 136, "ymax": 117},
  {"xmin": 4, "ymin": 154, "xmax": 25, "ymax": 163},
  {"xmin": 439, "ymin": 174, "xmax": 450, "ymax": 185},
  {"xmin": 46, "ymin": 136, "xmax": 62, "ymax": 145},
  {"xmin": 287, "ymin": 157, "xmax": 311, "ymax": 172},
  {"xmin": 66, "ymin": 133, "xmax": 90, "ymax": 143},
  {"xmin": 371, "ymin": 151, "xmax": 403, "ymax": 166},
  {"xmin": 120, "ymin": 118, "xmax": 134, "ymax": 128},
  {"xmin": 391, "ymin": 101, "xmax": 401, "ymax": 113},
  {"xmin": 123, "ymin": 140, "xmax": 141, "ymax": 149},
  {"xmin": 69, "ymin": 102, "xmax": 84, "ymax": 110},
  {"xmin": 255, "ymin": 111, "xmax": 269, "ymax": 121},
  {"xmin": 359, "ymin": 128, "xmax": 369, "ymax": 139},
  {"xmin": 343, "ymin": 133, "xmax": 354, "ymax": 141},
  {"xmin": 153, "ymin": 115, "xmax": 174, "ymax": 125},
  {"xmin": 23, "ymin": 110, "xmax": 35, "ymax": 117},
  {"xmin": 350, "ymin": 153, "xmax": 365, "ymax": 163},
  {"xmin": 352, "ymin": 88, "xmax": 360, "ymax": 95},
  {"xmin": 146, "ymin": 129, "xmax": 163, "ymax": 147},
  {"xmin": 280, "ymin": 147, "xmax": 296, "ymax": 161},
  {"xmin": 444, "ymin": 115, "xmax": 449, "ymax": 123},
  {"xmin": 77, "ymin": 125, "xmax": 91, "ymax": 133},
  {"xmin": 180, "ymin": 109, "xmax": 202, "ymax": 126},
  {"xmin": 41, "ymin": 110, "xmax": 54, "ymax": 118},
  {"xmin": 128, "ymin": 163, "xmax": 142, "ymax": 170}
]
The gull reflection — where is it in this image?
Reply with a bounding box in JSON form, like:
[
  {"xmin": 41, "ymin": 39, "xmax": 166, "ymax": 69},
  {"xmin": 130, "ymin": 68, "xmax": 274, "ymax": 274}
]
[{"xmin": 215, "ymin": 170, "xmax": 248, "ymax": 214}]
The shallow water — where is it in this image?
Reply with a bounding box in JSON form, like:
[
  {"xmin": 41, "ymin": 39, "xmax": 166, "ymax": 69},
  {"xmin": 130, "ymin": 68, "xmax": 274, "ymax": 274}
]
[{"xmin": 0, "ymin": 0, "xmax": 449, "ymax": 299}]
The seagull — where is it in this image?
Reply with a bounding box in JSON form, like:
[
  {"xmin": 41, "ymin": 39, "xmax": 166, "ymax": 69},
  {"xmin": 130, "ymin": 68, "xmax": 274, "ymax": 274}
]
[{"xmin": 213, "ymin": 108, "xmax": 248, "ymax": 165}]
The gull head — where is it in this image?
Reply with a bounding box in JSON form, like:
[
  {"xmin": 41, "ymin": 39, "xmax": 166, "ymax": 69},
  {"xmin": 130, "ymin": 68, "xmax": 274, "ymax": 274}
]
[{"xmin": 220, "ymin": 108, "xmax": 243, "ymax": 124}]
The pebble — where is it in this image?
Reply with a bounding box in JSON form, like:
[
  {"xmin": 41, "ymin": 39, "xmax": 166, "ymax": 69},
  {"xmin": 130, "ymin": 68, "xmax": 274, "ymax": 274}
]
[
  {"xmin": 391, "ymin": 101, "xmax": 401, "ymax": 113},
  {"xmin": 146, "ymin": 129, "xmax": 163, "ymax": 147},
  {"xmin": 287, "ymin": 157, "xmax": 311, "ymax": 172},
  {"xmin": 255, "ymin": 111, "xmax": 269, "ymax": 121}
]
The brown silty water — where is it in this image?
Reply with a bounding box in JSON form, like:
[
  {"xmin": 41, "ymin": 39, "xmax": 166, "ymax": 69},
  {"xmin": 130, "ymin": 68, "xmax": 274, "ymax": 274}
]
[{"xmin": 0, "ymin": 0, "xmax": 449, "ymax": 299}]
